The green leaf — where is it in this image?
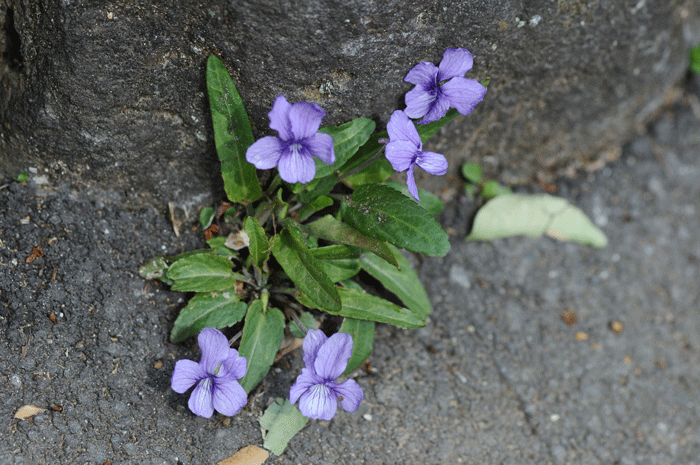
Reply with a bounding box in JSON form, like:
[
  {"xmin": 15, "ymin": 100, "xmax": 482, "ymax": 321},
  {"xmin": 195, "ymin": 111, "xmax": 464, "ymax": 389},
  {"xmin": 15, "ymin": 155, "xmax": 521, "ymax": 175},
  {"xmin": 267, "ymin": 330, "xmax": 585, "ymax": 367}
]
[
  {"xmin": 305, "ymin": 215, "xmax": 398, "ymax": 268},
  {"xmin": 481, "ymin": 180, "xmax": 511, "ymax": 199},
  {"xmin": 461, "ymin": 162, "xmax": 483, "ymax": 184},
  {"xmin": 244, "ymin": 217, "xmax": 269, "ymax": 269},
  {"xmin": 415, "ymin": 108, "xmax": 461, "ymax": 143},
  {"xmin": 309, "ymin": 245, "xmax": 361, "ymax": 260},
  {"xmin": 316, "ymin": 118, "xmax": 376, "ymax": 179},
  {"xmin": 297, "ymin": 195, "xmax": 334, "ymax": 222},
  {"xmin": 299, "ymin": 174, "xmax": 337, "ymax": 204},
  {"xmin": 466, "ymin": 193, "xmax": 608, "ymax": 248},
  {"xmin": 341, "ymin": 184, "xmax": 450, "ymax": 256},
  {"xmin": 272, "ymin": 226, "xmax": 341, "ymax": 312},
  {"xmin": 691, "ymin": 43, "xmax": 700, "ymax": 74},
  {"xmin": 167, "ymin": 254, "xmax": 245, "ymax": 292},
  {"xmin": 139, "ymin": 256, "xmax": 169, "ymax": 281},
  {"xmin": 238, "ymin": 301, "xmax": 285, "ymax": 393},
  {"xmin": 318, "ymin": 258, "xmax": 361, "ymax": 282},
  {"xmin": 170, "ymin": 291, "xmax": 247, "ymax": 343},
  {"xmin": 288, "ymin": 312, "xmax": 317, "ymax": 338},
  {"xmin": 299, "ymin": 287, "xmax": 424, "ymax": 328},
  {"xmin": 13, "ymin": 172, "xmax": 29, "ymax": 183},
  {"xmin": 259, "ymin": 398, "xmax": 309, "ymax": 456},
  {"xmin": 342, "ymin": 157, "xmax": 394, "ymax": 188},
  {"xmin": 206, "ymin": 55, "xmax": 261, "ymax": 203},
  {"xmin": 383, "ymin": 181, "xmax": 444, "ymax": 217},
  {"xmin": 199, "ymin": 207, "xmax": 215, "ymax": 229},
  {"xmin": 359, "ymin": 245, "xmax": 432, "ymax": 319},
  {"xmin": 339, "ymin": 318, "xmax": 375, "ymax": 375}
]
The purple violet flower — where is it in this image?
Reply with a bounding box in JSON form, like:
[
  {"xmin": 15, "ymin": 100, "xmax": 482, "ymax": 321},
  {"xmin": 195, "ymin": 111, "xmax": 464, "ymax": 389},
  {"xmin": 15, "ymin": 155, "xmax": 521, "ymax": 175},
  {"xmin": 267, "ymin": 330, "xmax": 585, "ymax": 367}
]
[
  {"xmin": 289, "ymin": 329, "xmax": 363, "ymax": 420},
  {"xmin": 246, "ymin": 94, "xmax": 335, "ymax": 184},
  {"xmin": 404, "ymin": 48, "xmax": 487, "ymax": 124},
  {"xmin": 171, "ymin": 328, "xmax": 248, "ymax": 418},
  {"xmin": 385, "ymin": 110, "xmax": 448, "ymax": 201}
]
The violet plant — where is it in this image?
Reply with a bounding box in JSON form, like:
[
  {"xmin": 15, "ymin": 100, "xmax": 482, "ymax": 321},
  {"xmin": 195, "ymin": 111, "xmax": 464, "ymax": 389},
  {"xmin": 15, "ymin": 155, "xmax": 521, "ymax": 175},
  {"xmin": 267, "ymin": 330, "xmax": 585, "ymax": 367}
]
[{"xmin": 141, "ymin": 50, "xmax": 486, "ymax": 437}]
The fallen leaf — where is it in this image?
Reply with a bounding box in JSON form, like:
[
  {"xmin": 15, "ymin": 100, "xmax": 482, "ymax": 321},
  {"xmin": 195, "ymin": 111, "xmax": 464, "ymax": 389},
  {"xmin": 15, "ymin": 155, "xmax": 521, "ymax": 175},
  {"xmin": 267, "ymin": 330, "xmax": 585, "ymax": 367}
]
[
  {"xmin": 14, "ymin": 404, "xmax": 47, "ymax": 420},
  {"xmin": 610, "ymin": 320, "xmax": 623, "ymax": 334},
  {"xmin": 275, "ymin": 335, "xmax": 303, "ymax": 362},
  {"xmin": 466, "ymin": 194, "xmax": 608, "ymax": 248},
  {"xmin": 217, "ymin": 445, "xmax": 269, "ymax": 465},
  {"xmin": 153, "ymin": 361, "xmax": 163, "ymax": 370},
  {"xmin": 225, "ymin": 230, "xmax": 250, "ymax": 250},
  {"xmin": 561, "ymin": 310, "xmax": 577, "ymax": 326}
]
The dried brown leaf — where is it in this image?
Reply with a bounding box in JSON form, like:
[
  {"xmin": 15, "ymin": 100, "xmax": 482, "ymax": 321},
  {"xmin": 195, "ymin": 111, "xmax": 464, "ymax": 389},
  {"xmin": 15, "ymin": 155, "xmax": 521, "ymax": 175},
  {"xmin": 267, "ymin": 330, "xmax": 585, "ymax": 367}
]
[
  {"xmin": 217, "ymin": 445, "xmax": 269, "ymax": 465},
  {"xmin": 14, "ymin": 404, "xmax": 47, "ymax": 420}
]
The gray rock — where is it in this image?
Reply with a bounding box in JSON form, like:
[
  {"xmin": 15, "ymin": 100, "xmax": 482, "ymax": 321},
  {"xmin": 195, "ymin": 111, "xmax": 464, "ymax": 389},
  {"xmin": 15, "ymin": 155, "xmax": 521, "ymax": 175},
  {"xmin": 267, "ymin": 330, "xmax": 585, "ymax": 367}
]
[{"xmin": 1, "ymin": 0, "xmax": 700, "ymax": 207}]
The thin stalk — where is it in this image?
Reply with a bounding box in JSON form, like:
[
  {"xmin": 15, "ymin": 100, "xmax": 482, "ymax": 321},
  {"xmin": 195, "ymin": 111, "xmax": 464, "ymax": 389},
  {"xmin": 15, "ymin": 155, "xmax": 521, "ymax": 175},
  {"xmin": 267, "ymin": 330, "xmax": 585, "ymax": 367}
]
[{"xmin": 336, "ymin": 145, "xmax": 387, "ymax": 183}]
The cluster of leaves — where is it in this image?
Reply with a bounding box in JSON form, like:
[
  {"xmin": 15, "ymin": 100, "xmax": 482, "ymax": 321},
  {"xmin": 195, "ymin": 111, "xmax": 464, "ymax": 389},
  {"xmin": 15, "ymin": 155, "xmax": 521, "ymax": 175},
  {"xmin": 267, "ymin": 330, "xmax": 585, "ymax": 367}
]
[{"xmin": 140, "ymin": 56, "xmax": 454, "ymax": 395}]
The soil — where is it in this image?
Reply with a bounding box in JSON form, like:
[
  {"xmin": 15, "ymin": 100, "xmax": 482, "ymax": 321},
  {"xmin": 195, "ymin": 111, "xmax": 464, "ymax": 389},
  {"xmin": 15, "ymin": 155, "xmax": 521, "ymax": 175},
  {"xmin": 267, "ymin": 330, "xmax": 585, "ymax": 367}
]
[{"xmin": 1, "ymin": 76, "xmax": 699, "ymax": 464}]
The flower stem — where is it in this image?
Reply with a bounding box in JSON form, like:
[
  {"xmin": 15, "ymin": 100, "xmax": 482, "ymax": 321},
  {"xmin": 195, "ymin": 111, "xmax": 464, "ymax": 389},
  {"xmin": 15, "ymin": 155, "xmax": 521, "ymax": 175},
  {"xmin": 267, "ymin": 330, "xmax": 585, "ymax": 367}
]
[{"xmin": 285, "ymin": 308, "xmax": 308, "ymax": 335}]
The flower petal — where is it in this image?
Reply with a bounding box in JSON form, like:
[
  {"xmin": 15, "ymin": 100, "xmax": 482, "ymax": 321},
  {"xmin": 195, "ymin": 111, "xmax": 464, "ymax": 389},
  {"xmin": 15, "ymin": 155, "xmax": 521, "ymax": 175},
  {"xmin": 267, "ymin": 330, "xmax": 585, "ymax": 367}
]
[
  {"xmin": 314, "ymin": 332, "xmax": 353, "ymax": 381},
  {"xmin": 387, "ymin": 110, "xmax": 421, "ymax": 146},
  {"xmin": 333, "ymin": 379, "xmax": 364, "ymax": 413},
  {"xmin": 212, "ymin": 379, "xmax": 247, "ymax": 416},
  {"xmin": 404, "ymin": 86, "xmax": 437, "ymax": 120},
  {"xmin": 220, "ymin": 349, "xmax": 247, "ymax": 380},
  {"xmin": 188, "ymin": 377, "xmax": 215, "ymax": 418},
  {"xmin": 289, "ymin": 101, "xmax": 326, "ymax": 140},
  {"xmin": 416, "ymin": 151, "xmax": 448, "ymax": 176},
  {"xmin": 404, "ymin": 61, "xmax": 438, "ymax": 86},
  {"xmin": 246, "ymin": 136, "xmax": 284, "ymax": 170},
  {"xmin": 290, "ymin": 367, "xmax": 324, "ymax": 404},
  {"xmin": 418, "ymin": 93, "xmax": 450, "ymax": 124},
  {"xmin": 305, "ymin": 132, "xmax": 335, "ymax": 166},
  {"xmin": 298, "ymin": 384, "xmax": 337, "ymax": 420},
  {"xmin": 268, "ymin": 95, "xmax": 293, "ymax": 140},
  {"xmin": 440, "ymin": 77, "xmax": 487, "ymax": 116},
  {"xmin": 171, "ymin": 359, "xmax": 206, "ymax": 393},
  {"xmin": 302, "ymin": 329, "xmax": 328, "ymax": 369},
  {"xmin": 385, "ymin": 140, "xmax": 418, "ymax": 172},
  {"xmin": 406, "ymin": 164, "xmax": 419, "ymax": 201},
  {"xmin": 278, "ymin": 146, "xmax": 316, "ymax": 183},
  {"xmin": 198, "ymin": 328, "xmax": 231, "ymax": 374},
  {"xmin": 437, "ymin": 48, "xmax": 473, "ymax": 81}
]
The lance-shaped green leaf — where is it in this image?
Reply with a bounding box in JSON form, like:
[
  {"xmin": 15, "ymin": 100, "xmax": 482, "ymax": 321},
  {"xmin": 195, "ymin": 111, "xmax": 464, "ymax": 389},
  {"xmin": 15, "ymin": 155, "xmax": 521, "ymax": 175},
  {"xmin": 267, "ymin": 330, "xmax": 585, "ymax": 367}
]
[
  {"xmin": 341, "ymin": 184, "xmax": 450, "ymax": 256},
  {"xmin": 206, "ymin": 55, "xmax": 261, "ymax": 203},
  {"xmin": 299, "ymin": 174, "xmax": 336, "ymax": 205},
  {"xmin": 315, "ymin": 118, "xmax": 376, "ymax": 179},
  {"xmin": 170, "ymin": 291, "xmax": 247, "ymax": 343},
  {"xmin": 298, "ymin": 287, "xmax": 424, "ymax": 328},
  {"xmin": 167, "ymin": 254, "xmax": 245, "ymax": 292},
  {"xmin": 466, "ymin": 193, "xmax": 608, "ymax": 248},
  {"xmin": 259, "ymin": 398, "xmax": 309, "ymax": 456},
  {"xmin": 360, "ymin": 245, "xmax": 432, "ymax": 319},
  {"xmin": 297, "ymin": 195, "xmax": 334, "ymax": 222},
  {"xmin": 244, "ymin": 217, "xmax": 269, "ymax": 269},
  {"xmin": 199, "ymin": 206, "xmax": 216, "ymax": 229},
  {"xmin": 309, "ymin": 244, "xmax": 361, "ymax": 260},
  {"xmin": 318, "ymin": 259, "xmax": 361, "ymax": 282},
  {"xmin": 238, "ymin": 301, "xmax": 285, "ymax": 393},
  {"xmin": 305, "ymin": 215, "xmax": 398, "ymax": 268},
  {"xmin": 339, "ymin": 318, "xmax": 375, "ymax": 375},
  {"xmin": 272, "ymin": 226, "xmax": 341, "ymax": 312},
  {"xmin": 383, "ymin": 181, "xmax": 444, "ymax": 217}
]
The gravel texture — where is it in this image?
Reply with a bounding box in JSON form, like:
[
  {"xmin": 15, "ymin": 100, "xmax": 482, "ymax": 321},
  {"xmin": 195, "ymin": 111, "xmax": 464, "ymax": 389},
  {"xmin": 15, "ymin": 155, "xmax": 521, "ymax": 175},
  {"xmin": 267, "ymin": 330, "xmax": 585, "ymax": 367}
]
[{"xmin": 1, "ymin": 78, "xmax": 699, "ymax": 464}]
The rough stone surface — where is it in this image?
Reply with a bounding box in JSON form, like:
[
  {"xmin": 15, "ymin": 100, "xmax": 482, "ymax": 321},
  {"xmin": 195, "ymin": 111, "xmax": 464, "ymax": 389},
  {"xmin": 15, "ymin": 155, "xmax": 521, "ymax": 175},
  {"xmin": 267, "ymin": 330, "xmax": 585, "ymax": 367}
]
[
  {"xmin": 1, "ymin": 0, "xmax": 700, "ymax": 207},
  {"xmin": 0, "ymin": 75, "xmax": 698, "ymax": 464}
]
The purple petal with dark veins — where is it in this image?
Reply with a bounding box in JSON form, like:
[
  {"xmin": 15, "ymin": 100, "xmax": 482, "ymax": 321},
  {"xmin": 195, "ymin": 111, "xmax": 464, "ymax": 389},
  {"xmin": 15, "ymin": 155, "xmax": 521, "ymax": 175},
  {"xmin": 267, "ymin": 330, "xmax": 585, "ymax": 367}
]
[
  {"xmin": 437, "ymin": 48, "xmax": 473, "ymax": 81},
  {"xmin": 416, "ymin": 151, "xmax": 448, "ymax": 176},
  {"xmin": 298, "ymin": 384, "xmax": 337, "ymax": 420},
  {"xmin": 385, "ymin": 140, "xmax": 419, "ymax": 172},
  {"xmin": 188, "ymin": 377, "xmax": 215, "ymax": 418},
  {"xmin": 440, "ymin": 77, "xmax": 487, "ymax": 116},
  {"xmin": 268, "ymin": 95, "xmax": 293, "ymax": 140},
  {"xmin": 246, "ymin": 136, "xmax": 285, "ymax": 169},
  {"xmin": 289, "ymin": 102, "xmax": 326, "ymax": 140},
  {"xmin": 305, "ymin": 132, "xmax": 335, "ymax": 166},
  {"xmin": 314, "ymin": 332, "xmax": 353, "ymax": 381},
  {"xmin": 171, "ymin": 359, "xmax": 206, "ymax": 393}
]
